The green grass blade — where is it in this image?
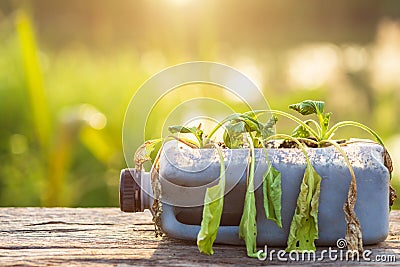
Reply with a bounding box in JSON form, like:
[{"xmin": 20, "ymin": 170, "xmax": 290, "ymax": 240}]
[{"xmin": 15, "ymin": 11, "xmax": 51, "ymax": 150}]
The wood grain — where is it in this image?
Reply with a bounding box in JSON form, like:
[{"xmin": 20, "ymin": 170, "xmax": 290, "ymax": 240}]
[{"xmin": 0, "ymin": 208, "xmax": 398, "ymax": 266}]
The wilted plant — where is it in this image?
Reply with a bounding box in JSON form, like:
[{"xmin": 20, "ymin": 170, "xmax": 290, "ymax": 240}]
[{"xmin": 134, "ymin": 100, "xmax": 395, "ymax": 258}]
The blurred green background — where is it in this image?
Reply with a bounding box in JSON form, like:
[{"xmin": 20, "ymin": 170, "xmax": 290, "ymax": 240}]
[{"xmin": 0, "ymin": 0, "xmax": 399, "ymax": 208}]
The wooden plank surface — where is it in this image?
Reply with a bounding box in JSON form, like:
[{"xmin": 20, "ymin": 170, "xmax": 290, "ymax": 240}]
[{"xmin": 0, "ymin": 208, "xmax": 399, "ymax": 266}]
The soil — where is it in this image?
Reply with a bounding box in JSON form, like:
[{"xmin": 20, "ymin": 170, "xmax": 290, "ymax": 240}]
[
  {"xmin": 215, "ymin": 138, "xmax": 347, "ymax": 149},
  {"xmin": 276, "ymin": 138, "xmax": 346, "ymax": 148}
]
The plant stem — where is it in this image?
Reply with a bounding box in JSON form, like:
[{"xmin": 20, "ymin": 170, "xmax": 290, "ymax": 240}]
[
  {"xmin": 317, "ymin": 113, "xmax": 327, "ymax": 138},
  {"xmin": 325, "ymin": 121, "xmax": 384, "ymax": 146},
  {"xmin": 196, "ymin": 135, "xmax": 204, "ymax": 148},
  {"xmin": 168, "ymin": 135, "xmax": 199, "ymax": 148},
  {"xmin": 208, "ymin": 110, "xmax": 321, "ymax": 143},
  {"xmin": 320, "ymin": 140, "xmax": 356, "ymax": 179},
  {"xmin": 320, "ymin": 139, "xmax": 363, "ymax": 252},
  {"xmin": 268, "ymin": 110, "xmax": 321, "ymax": 141},
  {"xmin": 207, "ymin": 113, "xmax": 262, "ymax": 141},
  {"xmin": 296, "ymin": 137, "xmax": 319, "ymax": 146},
  {"xmin": 247, "ymin": 133, "xmax": 255, "ymax": 191},
  {"xmin": 238, "ymin": 133, "xmax": 259, "ymax": 257},
  {"xmin": 304, "ymin": 119, "xmax": 321, "ymax": 137},
  {"xmin": 207, "ymin": 113, "xmax": 241, "ymax": 141}
]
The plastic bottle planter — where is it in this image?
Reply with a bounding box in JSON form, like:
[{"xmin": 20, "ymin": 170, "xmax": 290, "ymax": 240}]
[{"xmin": 120, "ymin": 140, "xmax": 389, "ymax": 246}]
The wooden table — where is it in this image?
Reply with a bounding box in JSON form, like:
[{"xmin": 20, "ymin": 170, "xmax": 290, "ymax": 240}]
[{"xmin": 0, "ymin": 208, "xmax": 399, "ymax": 266}]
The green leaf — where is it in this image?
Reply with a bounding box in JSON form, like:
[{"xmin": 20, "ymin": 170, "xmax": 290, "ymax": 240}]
[
  {"xmin": 262, "ymin": 164, "xmax": 282, "ymax": 228},
  {"xmin": 16, "ymin": 11, "xmax": 52, "ymax": 151},
  {"xmin": 233, "ymin": 113, "xmax": 263, "ymax": 134},
  {"xmin": 223, "ymin": 121, "xmax": 246, "ymax": 148},
  {"xmin": 134, "ymin": 139, "xmax": 163, "ymax": 167},
  {"xmin": 286, "ymin": 162, "xmax": 322, "ymax": 252},
  {"xmin": 263, "ymin": 116, "xmax": 278, "ymax": 134},
  {"xmin": 323, "ymin": 112, "xmax": 331, "ymax": 130},
  {"xmin": 291, "ymin": 124, "xmax": 311, "ymax": 138},
  {"xmin": 223, "ymin": 113, "xmax": 277, "ymax": 149},
  {"xmin": 148, "ymin": 139, "xmax": 162, "ymax": 163},
  {"xmin": 243, "ymin": 110, "xmax": 264, "ymax": 118},
  {"xmin": 168, "ymin": 125, "xmax": 204, "ymax": 147},
  {"xmin": 239, "ymin": 187, "xmax": 258, "ymax": 258},
  {"xmin": 289, "ymin": 100, "xmax": 325, "ymax": 117},
  {"xmin": 197, "ymin": 145, "xmax": 226, "ymax": 255},
  {"xmin": 242, "ymin": 112, "xmax": 262, "ymax": 133},
  {"xmin": 257, "ymin": 115, "xmax": 278, "ymax": 140},
  {"xmin": 168, "ymin": 125, "xmax": 197, "ymax": 134},
  {"xmin": 238, "ymin": 134, "xmax": 259, "ymax": 258}
]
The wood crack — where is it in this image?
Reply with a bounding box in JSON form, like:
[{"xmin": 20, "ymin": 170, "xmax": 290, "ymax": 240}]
[
  {"xmin": 1, "ymin": 229, "xmax": 93, "ymax": 233},
  {"xmin": 26, "ymin": 221, "xmax": 114, "ymax": 226}
]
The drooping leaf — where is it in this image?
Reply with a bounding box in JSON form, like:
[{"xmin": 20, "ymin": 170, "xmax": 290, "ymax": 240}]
[
  {"xmin": 236, "ymin": 113, "xmax": 277, "ymax": 148},
  {"xmin": 197, "ymin": 184, "xmax": 225, "ymax": 255},
  {"xmin": 241, "ymin": 112, "xmax": 262, "ymax": 133},
  {"xmin": 168, "ymin": 124, "xmax": 204, "ymax": 147},
  {"xmin": 168, "ymin": 125, "xmax": 197, "ymax": 134},
  {"xmin": 223, "ymin": 121, "xmax": 246, "ymax": 148},
  {"xmin": 197, "ymin": 145, "xmax": 226, "ymax": 255},
  {"xmin": 243, "ymin": 110, "xmax": 264, "ymax": 118},
  {"xmin": 150, "ymin": 147, "xmax": 163, "ymax": 237},
  {"xmin": 321, "ymin": 139, "xmax": 363, "ymax": 253},
  {"xmin": 149, "ymin": 139, "xmax": 162, "ymax": 163},
  {"xmin": 216, "ymin": 112, "xmax": 274, "ymax": 149},
  {"xmin": 286, "ymin": 162, "xmax": 322, "ymax": 252},
  {"xmin": 239, "ymin": 186, "xmax": 258, "ymax": 258},
  {"xmin": 383, "ymin": 147, "xmax": 395, "ymax": 209},
  {"xmin": 390, "ymin": 184, "xmax": 397, "ymax": 207},
  {"xmin": 229, "ymin": 112, "xmax": 263, "ymax": 134},
  {"xmin": 134, "ymin": 139, "xmax": 163, "ymax": 168},
  {"xmin": 340, "ymin": 143, "xmax": 363, "ymax": 252},
  {"xmin": 262, "ymin": 164, "xmax": 282, "ymax": 228},
  {"xmin": 238, "ymin": 134, "xmax": 259, "ymax": 258},
  {"xmin": 250, "ymin": 116, "xmax": 278, "ymax": 148},
  {"xmin": 343, "ymin": 177, "xmax": 363, "ymax": 253},
  {"xmin": 242, "ymin": 114, "xmax": 271, "ymax": 148},
  {"xmin": 289, "ymin": 100, "xmax": 325, "ymax": 117},
  {"xmin": 168, "ymin": 136, "xmax": 199, "ymax": 149},
  {"xmin": 261, "ymin": 115, "xmax": 278, "ymax": 138}
]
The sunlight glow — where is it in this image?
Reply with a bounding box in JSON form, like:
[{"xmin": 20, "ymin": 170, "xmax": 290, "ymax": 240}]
[
  {"xmin": 168, "ymin": 0, "xmax": 193, "ymax": 6},
  {"xmin": 223, "ymin": 57, "xmax": 263, "ymax": 103},
  {"xmin": 342, "ymin": 45, "xmax": 368, "ymax": 72},
  {"xmin": 387, "ymin": 135, "xmax": 400, "ymax": 179},
  {"xmin": 371, "ymin": 20, "xmax": 400, "ymax": 89},
  {"xmin": 287, "ymin": 44, "xmax": 339, "ymax": 89},
  {"xmin": 80, "ymin": 104, "xmax": 107, "ymax": 130}
]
